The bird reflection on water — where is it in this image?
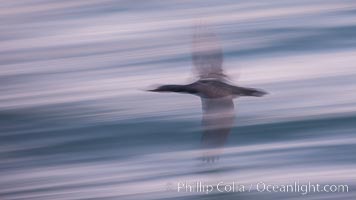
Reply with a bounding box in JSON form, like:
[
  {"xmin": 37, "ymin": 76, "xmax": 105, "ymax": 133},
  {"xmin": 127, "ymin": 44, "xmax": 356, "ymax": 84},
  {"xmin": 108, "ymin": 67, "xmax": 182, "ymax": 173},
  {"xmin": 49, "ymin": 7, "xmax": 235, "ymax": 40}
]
[{"xmin": 149, "ymin": 24, "xmax": 267, "ymax": 161}]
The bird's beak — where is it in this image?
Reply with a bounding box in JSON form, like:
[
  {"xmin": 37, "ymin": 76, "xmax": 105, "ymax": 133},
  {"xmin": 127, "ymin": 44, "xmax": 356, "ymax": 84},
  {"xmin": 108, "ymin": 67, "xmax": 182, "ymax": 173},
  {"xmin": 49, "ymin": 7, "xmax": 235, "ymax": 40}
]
[
  {"xmin": 147, "ymin": 89, "xmax": 158, "ymax": 92},
  {"xmin": 146, "ymin": 84, "xmax": 162, "ymax": 92}
]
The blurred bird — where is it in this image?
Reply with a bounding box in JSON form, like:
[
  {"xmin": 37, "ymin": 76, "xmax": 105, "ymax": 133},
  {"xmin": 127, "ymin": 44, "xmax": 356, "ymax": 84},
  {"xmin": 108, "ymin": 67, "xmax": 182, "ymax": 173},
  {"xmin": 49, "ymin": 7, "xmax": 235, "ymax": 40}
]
[{"xmin": 148, "ymin": 24, "xmax": 267, "ymax": 162}]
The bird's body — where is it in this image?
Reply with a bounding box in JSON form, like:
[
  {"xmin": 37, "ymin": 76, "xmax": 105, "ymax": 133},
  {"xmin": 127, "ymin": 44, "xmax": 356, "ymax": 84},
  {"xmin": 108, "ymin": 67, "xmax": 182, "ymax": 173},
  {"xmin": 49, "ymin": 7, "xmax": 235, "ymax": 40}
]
[
  {"xmin": 148, "ymin": 24, "xmax": 267, "ymax": 161},
  {"xmin": 151, "ymin": 79, "xmax": 266, "ymax": 99}
]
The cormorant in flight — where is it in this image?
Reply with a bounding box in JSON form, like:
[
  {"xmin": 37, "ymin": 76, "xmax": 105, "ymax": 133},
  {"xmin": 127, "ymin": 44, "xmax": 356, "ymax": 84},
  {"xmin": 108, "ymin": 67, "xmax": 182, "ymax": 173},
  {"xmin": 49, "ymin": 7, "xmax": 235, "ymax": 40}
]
[{"xmin": 149, "ymin": 25, "xmax": 267, "ymax": 162}]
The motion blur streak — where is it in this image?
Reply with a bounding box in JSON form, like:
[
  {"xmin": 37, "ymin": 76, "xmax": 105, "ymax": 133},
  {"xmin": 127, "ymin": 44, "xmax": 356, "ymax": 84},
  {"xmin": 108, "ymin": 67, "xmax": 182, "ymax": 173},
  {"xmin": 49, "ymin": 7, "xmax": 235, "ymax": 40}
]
[{"xmin": 0, "ymin": 0, "xmax": 356, "ymax": 199}]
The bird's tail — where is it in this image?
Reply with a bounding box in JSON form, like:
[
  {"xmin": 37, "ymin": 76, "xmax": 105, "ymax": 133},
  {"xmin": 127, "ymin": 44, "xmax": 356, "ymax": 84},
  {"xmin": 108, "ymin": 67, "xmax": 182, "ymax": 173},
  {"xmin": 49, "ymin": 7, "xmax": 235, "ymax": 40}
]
[{"xmin": 232, "ymin": 86, "xmax": 267, "ymax": 97}]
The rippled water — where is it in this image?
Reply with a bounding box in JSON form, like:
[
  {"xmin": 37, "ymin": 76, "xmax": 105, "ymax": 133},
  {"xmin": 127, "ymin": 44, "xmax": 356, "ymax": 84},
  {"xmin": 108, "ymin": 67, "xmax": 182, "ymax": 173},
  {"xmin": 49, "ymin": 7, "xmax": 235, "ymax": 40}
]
[{"xmin": 1, "ymin": 0, "xmax": 356, "ymax": 199}]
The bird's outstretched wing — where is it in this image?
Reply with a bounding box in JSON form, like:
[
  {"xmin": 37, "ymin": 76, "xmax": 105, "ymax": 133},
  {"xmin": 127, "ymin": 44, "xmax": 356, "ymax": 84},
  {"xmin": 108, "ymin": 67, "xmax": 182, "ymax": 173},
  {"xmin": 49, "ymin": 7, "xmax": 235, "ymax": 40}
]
[
  {"xmin": 192, "ymin": 25, "xmax": 226, "ymax": 79},
  {"xmin": 200, "ymin": 96, "xmax": 235, "ymax": 161}
]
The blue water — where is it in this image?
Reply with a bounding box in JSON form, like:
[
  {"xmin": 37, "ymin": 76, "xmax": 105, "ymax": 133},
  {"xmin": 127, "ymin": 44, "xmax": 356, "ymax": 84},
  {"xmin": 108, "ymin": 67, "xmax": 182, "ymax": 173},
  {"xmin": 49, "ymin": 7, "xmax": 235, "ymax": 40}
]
[{"xmin": 1, "ymin": 0, "xmax": 356, "ymax": 199}]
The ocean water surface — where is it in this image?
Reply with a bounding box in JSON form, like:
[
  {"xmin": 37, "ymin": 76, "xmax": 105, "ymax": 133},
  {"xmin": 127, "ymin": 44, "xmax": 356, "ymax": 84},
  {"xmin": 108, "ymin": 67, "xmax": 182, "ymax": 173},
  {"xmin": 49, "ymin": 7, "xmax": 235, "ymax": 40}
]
[{"xmin": 1, "ymin": 0, "xmax": 356, "ymax": 199}]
